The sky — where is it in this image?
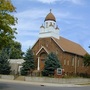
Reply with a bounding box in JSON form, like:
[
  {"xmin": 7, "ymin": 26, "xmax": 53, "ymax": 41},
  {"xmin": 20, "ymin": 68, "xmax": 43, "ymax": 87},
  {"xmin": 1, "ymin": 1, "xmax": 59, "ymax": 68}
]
[{"xmin": 11, "ymin": 0, "xmax": 90, "ymax": 53}]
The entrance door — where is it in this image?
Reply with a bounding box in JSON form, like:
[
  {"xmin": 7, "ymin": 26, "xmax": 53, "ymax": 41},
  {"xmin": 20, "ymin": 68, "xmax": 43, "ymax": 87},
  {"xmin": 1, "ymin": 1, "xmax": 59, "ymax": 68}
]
[{"xmin": 40, "ymin": 52, "xmax": 47, "ymax": 70}]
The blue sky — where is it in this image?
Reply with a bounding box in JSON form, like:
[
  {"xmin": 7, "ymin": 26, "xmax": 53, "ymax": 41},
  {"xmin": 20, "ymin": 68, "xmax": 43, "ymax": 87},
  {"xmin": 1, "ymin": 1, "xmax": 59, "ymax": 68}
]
[{"xmin": 12, "ymin": 0, "xmax": 90, "ymax": 53}]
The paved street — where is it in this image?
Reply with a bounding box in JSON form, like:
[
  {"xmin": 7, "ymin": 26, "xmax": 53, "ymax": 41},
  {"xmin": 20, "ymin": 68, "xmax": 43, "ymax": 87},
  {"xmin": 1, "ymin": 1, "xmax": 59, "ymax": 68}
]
[{"xmin": 0, "ymin": 80, "xmax": 90, "ymax": 90}]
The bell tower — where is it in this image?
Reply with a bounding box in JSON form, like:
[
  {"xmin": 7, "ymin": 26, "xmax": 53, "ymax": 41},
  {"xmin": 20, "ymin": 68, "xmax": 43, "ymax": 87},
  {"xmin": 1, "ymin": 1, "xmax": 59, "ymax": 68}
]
[{"xmin": 39, "ymin": 10, "xmax": 60, "ymax": 39}]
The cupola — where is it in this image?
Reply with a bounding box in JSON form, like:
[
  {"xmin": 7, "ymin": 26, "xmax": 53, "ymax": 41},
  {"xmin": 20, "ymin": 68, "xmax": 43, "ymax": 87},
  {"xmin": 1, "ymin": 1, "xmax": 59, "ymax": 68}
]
[
  {"xmin": 44, "ymin": 9, "xmax": 56, "ymax": 22},
  {"xmin": 39, "ymin": 9, "xmax": 60, "ymax": 39}
]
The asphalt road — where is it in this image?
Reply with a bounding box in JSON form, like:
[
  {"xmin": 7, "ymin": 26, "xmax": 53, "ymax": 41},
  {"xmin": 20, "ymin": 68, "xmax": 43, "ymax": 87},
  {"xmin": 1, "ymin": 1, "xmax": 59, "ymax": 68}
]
[{"xmin": 0, "ymin": 81, "xmax": 90, "ymax": 90}]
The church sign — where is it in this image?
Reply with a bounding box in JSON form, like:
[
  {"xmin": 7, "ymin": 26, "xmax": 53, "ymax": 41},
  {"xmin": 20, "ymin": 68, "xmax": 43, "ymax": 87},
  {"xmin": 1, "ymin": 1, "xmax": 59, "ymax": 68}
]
[{"xmin": 57, "ymin": 68, "xmax": 62, "ymax": 75}]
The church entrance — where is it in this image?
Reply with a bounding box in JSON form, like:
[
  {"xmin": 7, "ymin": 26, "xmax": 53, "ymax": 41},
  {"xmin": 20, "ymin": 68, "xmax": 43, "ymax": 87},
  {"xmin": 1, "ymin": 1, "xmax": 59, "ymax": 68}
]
[
  {"xmin": 37, "ymin": 52, "xmax": 47, "ymax": 71},
  {"xmin": 40, "ymin": 52, "xmax": 47, "ymax": 70}
]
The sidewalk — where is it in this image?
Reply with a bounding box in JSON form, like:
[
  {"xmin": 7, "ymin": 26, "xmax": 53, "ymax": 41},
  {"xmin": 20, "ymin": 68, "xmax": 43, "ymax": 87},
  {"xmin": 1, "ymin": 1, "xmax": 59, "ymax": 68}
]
[{"xmin": 0, "ymin": 79, "xmax": 89, "ymax": 87}]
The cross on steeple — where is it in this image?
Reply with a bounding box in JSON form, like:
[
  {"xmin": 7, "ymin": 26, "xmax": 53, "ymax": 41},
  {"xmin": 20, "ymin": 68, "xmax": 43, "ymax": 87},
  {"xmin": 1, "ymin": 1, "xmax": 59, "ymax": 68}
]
[{"xmin": 50, "ymin": 9, "xmax": 52, "ymax": 13}]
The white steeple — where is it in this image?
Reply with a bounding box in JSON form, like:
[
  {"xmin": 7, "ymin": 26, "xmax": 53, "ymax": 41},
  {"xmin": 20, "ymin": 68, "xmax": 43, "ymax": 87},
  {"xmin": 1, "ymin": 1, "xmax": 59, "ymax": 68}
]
[{"xmin": 39, "ymin": 10, "xmax": 60, "ymax": 39}]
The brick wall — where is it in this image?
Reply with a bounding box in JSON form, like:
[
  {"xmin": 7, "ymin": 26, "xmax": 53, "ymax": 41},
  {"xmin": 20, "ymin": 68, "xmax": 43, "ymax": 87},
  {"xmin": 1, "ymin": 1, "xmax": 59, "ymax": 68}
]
[{"xmin": 32, "ymin": 37, "xmax": 90, "ymax": 75}]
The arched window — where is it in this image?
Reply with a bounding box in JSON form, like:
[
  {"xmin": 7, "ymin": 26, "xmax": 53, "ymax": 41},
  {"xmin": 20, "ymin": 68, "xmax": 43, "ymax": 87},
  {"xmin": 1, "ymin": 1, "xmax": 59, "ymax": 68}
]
[
  {"xmin": 46, "ymin": 22, "xmax": 48, "ymax": 28},
  {"xmin": 53, "ymin": 23, "xmax": 55, "ymax": 27},
  {"xmin": 78, "ymin": 60, "xmax": 79, "ymax": 67},
  {"xmin": 72, "ymin": 57, "xmax": 74, "ymax": 66},
  {"xmin": 64, "ymin": 59, "xmax": 66, "ymax": 65},
  {"xmin": 67, "ymin": 60, "xmax": 69, "ymax": 65}
]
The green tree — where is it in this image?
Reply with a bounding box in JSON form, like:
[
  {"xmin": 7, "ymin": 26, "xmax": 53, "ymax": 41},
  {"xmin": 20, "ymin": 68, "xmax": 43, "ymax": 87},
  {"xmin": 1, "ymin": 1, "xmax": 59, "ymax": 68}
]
[
  {"xmin": 9, "ymin": 41, "xmax": 24, "ymax": 59},
  {"xmin": 0, "ymin": 0, "xmax": 17, "ymax": 50},
  {"xmin": 42, "ymin": 52, "xmax": 61, "ymax": 76},
  {"xmin": 0, "ymin": 48, "xmax": 11, "ymax": 75},
  {"xmin": 2, "ymin": 40, "xmax": 24, "ymax": 59},
  {"xmin": 83, "ymin": 53, "xmax": 90, "ymax": 66},
  {"xmin": 21, "ymin": 48, "xmax": 35, "ymax": 76}
]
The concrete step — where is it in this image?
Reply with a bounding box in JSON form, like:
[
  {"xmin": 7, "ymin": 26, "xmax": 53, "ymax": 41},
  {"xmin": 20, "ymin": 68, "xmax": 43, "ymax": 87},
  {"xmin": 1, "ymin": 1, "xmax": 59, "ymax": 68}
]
[{"xmin": 15, "ymin": 76, "xmax": 25, "ymax": 81}]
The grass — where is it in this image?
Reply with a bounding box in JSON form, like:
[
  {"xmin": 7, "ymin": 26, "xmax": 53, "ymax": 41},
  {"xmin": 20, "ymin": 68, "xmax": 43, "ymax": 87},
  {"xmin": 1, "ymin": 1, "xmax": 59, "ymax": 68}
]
[{"xmin": 77, "ymin": 83, "xmax": 90, "ymax": 86}]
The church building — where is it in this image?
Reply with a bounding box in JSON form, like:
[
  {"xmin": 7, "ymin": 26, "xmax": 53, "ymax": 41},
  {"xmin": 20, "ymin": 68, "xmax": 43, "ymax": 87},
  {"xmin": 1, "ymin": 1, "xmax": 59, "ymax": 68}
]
[{"xmin": 32, "ymin": 10, "xmax": 89, "ymax": 75}]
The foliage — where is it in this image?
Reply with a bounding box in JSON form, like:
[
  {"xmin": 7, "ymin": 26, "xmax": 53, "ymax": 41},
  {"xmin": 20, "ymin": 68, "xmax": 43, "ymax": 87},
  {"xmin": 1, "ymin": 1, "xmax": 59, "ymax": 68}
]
[
  {"xmin": 0, "ymin": 0, "xmax": 17, "ymax": 50},
  {"xmin": 42, "ymin": 52, "xmax": 61, "ymax": 76},
  {"xmin": 83, "ymin": 53, "xmax": 90, "ymax": 66},
  {"xmin": 9, "ymin": 41, "xmax": 24, "ymax": 59},
  {"xmin": 1, "ymin": 40, "xmax": 24, "ymax": 59},
  {"xmin": 21, "ymin": 48, "xmax": 35, "ymax": 76},
  {"xmin": 0, "ymin": 48, "xmax": 11, "ymax": 75}
]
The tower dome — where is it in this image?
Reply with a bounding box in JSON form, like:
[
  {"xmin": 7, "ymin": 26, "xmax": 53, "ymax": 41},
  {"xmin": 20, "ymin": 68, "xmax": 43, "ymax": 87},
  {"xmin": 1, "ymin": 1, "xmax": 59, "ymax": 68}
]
[{"xmin": 44, "ymin": 9, "xmax": 56, "ymax": 22}]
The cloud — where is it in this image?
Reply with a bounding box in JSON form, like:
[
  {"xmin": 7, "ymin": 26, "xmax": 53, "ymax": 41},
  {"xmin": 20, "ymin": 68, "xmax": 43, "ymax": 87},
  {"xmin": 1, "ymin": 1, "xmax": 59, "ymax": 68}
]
[
  {"xmin": 16, "ymin": 39, "xmax": 37, "ymax": 51},
  {"xmin": 69, "ymin": 0, "xmax": 83, "ymax": 4},
  {"xmin": 13, "ymin": 0, "xmax": 88, "ymax": 52},
  {"xmin": 13, "ymin": 0, "xmax": 83, "ymax": 4},
  {"xmin": 22, "ymin": 40, "xmax": 36, "ymax": 47},
  {"xmin": 15, "ymin": 9, "xmax": 46, "ymax": 19},
  {"xmin": 35, "ymin": 0, "xmax": 84, "ymax": 5},
  {"xmin": 36, "ymin": 0, "xmax": 59, "ymax": 4},
  {"xmin": 17, "ymin": 31, "xmax": 38, "ymax": 37},
  {"xmin": 15, "ymin": 7, "xmax": 82, "ymax": 39},
  {"xmin": 15, "ymin": 9, "xmax": 48, "ymax": 33},
  {"xmin": 15, "ymin": 8, "xmax": 73, "ymax": 32}
]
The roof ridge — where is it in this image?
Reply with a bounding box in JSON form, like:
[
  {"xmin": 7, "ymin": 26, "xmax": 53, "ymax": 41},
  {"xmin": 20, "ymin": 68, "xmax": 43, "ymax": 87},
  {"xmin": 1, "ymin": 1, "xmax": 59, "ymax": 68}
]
[
  {"xmin": 60, "ymin": 36, "xmax": 80, "ymax": 46},
  {"xmin": 52, "ymin": 36, "xmax": 87, "ymax": 56},
  {"xmin": 60, "ymin": 36, "xmax": 87, "ymax": 52},
  {"xmin": 51, "ymin": 37, "xmax": 65, "ymax": 51}
]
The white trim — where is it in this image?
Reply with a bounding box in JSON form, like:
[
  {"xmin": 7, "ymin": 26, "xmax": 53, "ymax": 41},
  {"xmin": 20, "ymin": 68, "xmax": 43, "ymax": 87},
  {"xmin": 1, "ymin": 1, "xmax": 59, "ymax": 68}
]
[
  {"xmin": 51, "ymin": 37, "xmax": 65, "ymax": 51},
  {"xmin": 36, "ymin": 46, "xmax": 49, "ymax": 55},
  {"xmin": 37, "ymin": 57, "xmax": 40, "ymax": 71}
]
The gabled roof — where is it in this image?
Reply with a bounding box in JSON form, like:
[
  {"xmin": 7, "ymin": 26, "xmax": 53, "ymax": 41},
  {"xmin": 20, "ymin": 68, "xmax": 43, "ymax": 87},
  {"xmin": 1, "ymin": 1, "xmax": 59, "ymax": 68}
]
[
  {"xmin": 36, "ymin": 46, "xmax": 49, "ymax": 55},
  {"xmin": 52, "ymin": 37, "xmax": 87, "ymax": 56}
]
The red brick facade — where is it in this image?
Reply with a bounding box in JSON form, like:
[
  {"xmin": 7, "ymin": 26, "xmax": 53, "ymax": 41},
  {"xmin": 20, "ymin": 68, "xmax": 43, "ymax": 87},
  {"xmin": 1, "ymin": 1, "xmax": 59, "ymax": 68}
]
[{"xmin": 32, "ymin": 37, "xmax": 90, "ymax": 75}]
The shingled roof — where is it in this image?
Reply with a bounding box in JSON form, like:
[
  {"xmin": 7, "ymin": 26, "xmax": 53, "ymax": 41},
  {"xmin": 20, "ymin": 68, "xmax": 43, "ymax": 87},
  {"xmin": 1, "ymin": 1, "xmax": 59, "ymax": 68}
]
[{"xmin": 52, "ymin": 37, "xmax": 87, "ymax": 56}]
